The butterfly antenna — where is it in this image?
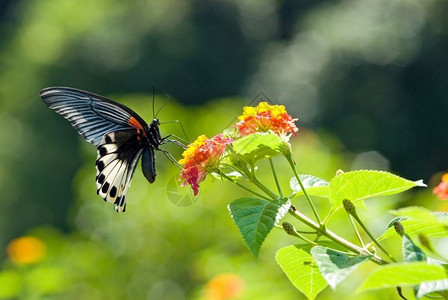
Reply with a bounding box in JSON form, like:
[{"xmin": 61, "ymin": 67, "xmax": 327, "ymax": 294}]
[
  {"xmin": 155, "ymin": 94, "xmax": 169, "ymax": 118},
  {"xmin": 152, "ymin": 86, "xmax": 156, "ymax": 119}
]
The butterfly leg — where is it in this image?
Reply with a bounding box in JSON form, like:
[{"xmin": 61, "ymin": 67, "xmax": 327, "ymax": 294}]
[
  {"xmin": 158, "ymin": 148, "xmax": 183, "ymax": 168},
  {"xmin": 161, "ymin": 135, "xmax": 187, "ymax": 149}
]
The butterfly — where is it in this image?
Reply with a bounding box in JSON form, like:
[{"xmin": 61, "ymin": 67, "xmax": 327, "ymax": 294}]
[{"xmin": 40, "ymin": 87, "xmax": 184, "ymax": 212}]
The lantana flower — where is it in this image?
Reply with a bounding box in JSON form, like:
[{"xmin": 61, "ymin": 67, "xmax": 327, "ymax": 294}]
[
  {"xmin": 179, "ymin": 134, "xmax": 233, "ymax": 195},
  {"xmin": 433, "ymin": 173, "xmax": 448, "ymax": 200},
  {"xmin": 179, "ymin": 101, "xmax": 298, "ymax": 195},
  {"xmin": 235, "ymin": 102, "xmax": 298, "ymax": 137}
]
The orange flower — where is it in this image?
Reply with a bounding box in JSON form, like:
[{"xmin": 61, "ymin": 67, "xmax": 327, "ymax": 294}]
[
  {"xmin": 235, "ymin": 102, "xmax": 298, "ymax": 137},
  {"xmin": 203, "ymin": 273, "xmax": 245, "ymax": 300},
  {"xmin": 433, "ymin": 173, "xmax": 448, "ymax": 200},
  {"xmin": 179, "ymin": 134, "xmax": 233, "ymax": 195},
  {"xmin": 6, "ymin": 236, "xmax": 46, "ymax": 265}
]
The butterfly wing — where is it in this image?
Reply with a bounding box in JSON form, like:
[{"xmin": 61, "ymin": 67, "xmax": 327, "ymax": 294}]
[
  {"xmin": 41, "ymin": 87, "xmax": 154, "ymax": 212},
  {"xmin": 40, "ymin": 87, "xmax": 148, "ymax": 146},
  {"xmin": 96, "ymin": 130, "xmax": 147, "ymax": 212}
]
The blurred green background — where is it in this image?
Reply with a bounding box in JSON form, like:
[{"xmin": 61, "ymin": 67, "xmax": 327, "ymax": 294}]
[{"xmin": 1, "ymin": 0, "xmax": 447, "ymax": 299}]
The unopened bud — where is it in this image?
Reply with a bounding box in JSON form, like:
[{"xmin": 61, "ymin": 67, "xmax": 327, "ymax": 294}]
[
  {"xmin": 393, "ymin": 221, "xmax": 404, "ymax": 236},
  {"xmin": 418, "ymin": 234, "xmax": 433, "ymax": 252},
  {"xmin": 280, "ymin": 140, "xmax": 292, "ymax": 157},
  {"xmin": 282, "ymin": 222, "xmax": 295, "ymax": 236},
  {"xmin": 342, "ymin": 199, "xmax": 357, "ymax": 216}
]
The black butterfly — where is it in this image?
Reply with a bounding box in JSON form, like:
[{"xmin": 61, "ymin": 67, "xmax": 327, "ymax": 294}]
[{"xmin": 40, "ymin": 87, "xmax": 183, "ymax": 212}]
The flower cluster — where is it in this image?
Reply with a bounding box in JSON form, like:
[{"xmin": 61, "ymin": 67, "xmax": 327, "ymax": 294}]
[
  {"xmin": 179, "ymin": 134, "xmax": 233, "ymax": 196},
  {"xmin": 179, "ymin": 101, "xmax": 298, "ymax": 195},
  {"xmin": 235, "ymin": 102, "xmax": 298, "ymax": 137},
  {"xmin": 433, "ymin": 173, "xmax": 448, "ymax": 200}
]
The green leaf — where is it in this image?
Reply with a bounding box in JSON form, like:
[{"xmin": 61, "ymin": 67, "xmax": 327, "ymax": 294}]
[
  {"xmin": 357, "ymin": 262, "xmax": 448, "ymax": 293},
  {"xmin": 290, "ymin": 175, "xmax": 329, "ymax": 198},
  {"xmin": 385, "ymin": 216, "xmax": 408, "ymax": 229},
  {"xmin": 329, "ymin": 170, "xmax": 426, "ymax": 209},
  {"xmin": 393, "ymin": 207, "xmax": 448, "ymax": 225},
  {"xmin": 311, "ymin": 246, "xmax": 370, "ymax": 289},
  {"xmin": 417, "ymin": 258, "xmax": 448, "ymax": 299},
  {"xmin": 228, "ymin": 197, "xmax": 290, "ymax": 257},
  {"xmin": 276, "ymin": 244, "xmax": 328, "ymax": 299},
  {"xmin": 379, "ymin": 207, "xmax": 448, "ymax": 240},
  {"xmin": 402, "ymin": 234, "xmax": 426, "ymax": 262},
  {"xmin": 232, "ymin": 132, "xmax": 283, "ymax": 164}
]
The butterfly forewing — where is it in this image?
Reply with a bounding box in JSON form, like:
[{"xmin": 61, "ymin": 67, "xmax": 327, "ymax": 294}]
[{"xmin": 40, "ymin": 87, "xmax": 148, "ymax": 146}]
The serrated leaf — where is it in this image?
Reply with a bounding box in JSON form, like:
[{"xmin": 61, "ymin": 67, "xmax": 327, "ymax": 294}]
[
  {"xmin": 228, "ymin": 197, "xmax": 290, "ymax": 257},
  {"xmin": 357, "ymin": 262, "xmax": 448, "ymax": 293},
  {"xmin": 311, "ymin": 246, "xmax": 370, "ymax": 289},
  {"xmin": 232, "ymin": 132, "xmax": 283, "ymax": 164},
  {"xmin": 402, "ymin": 234, "xmax": 426, "ymax": 262},
  {"xmin": 417, "ymin": 258, "xmax": 448, "ymax": 298},
  {"xmin": 379, "ymin": 207, "xmax": 448, "ymax": 240},
  {"xmin": 276, "ymin": 244, "xmax": 328, "ymax": 299},
  {"xmin": 329, "ymin": 170, "xmax": 426, "ymax": 209},
  {"xmin": 290, "ymin": 175, "xmax": 329, "ymax": 198},
  {"xmin": 393, "ymin": 207, "xmax": 448, "ymax": 225}
]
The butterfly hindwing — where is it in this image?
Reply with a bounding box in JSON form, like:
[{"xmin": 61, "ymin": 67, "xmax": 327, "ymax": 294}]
[{"xmin": 95, "ymin": 130, "xmax": 150, "ymax": 212}]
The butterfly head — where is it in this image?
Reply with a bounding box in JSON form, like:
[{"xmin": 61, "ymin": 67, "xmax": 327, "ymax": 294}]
[{"xmin": 151, "ymin": 118, "xmax": 161, "ymax": 127}]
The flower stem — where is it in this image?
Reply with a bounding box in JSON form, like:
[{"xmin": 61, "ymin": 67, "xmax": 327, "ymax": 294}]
[
  {"xmin": 217, "ymin": 171, "xmax": 271, "ymax": 201},
  {"xmin": 250, "ymin": 174, "xmax": 278, "ymax": 200},
  {"xmin": 269, "ymin": 158, "xmax": 283, "ymax": 197},
  {"xmin": 350, "ymin": 212, "xmax": 397, "ymax": 263},
  {"xmin": 288, "ymin": 205, "xmax": 388, "ymax": 265},
  {"xmin": 282, "ymin": 222, "xmax": 317, "ymax": 245},
  {"xmin": 349, "ymin": 215, "xmax": 366, "ymax": 248},
  {"xmin": 285, "ymin": 154, "xmax": 321, "ymax": 224}
]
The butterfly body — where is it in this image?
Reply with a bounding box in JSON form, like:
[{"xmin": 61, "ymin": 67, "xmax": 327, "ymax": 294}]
[{"xmin": 40, "ymin": 87, "xmax": 169, "ymax": 212}]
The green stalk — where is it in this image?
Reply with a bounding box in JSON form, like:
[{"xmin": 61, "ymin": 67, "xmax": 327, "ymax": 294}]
[
  {"xmin": 288, "ymin": 205, "xmax": 388, "ymax": 265},
  {"xmin": 250, "ymin": 175, "xmax": 278, "ymax": 200},
  {"xmin": 285, "ymin": 154, "xmax": 321, "ymax": 224},
  {"xmin": 343, "ymin": 199, "xmax": 396, "ymax": 262},
  {"xmin": 269, "ymin": 158, "xmax": 283, "ymax": 197},
  {"xmin": 351, "ymin": 213, "xmax": 397, "ymax": 262},
  {"xmin": 282, "ymin": 222, "xmax": 317, "ymax": 245},
  {"xmin": 217, "ymin": 171, "xmax": 271, "ymax": 201},
  {"xmin": 349, "ymin": 215, "xmax": 366, "ymax": 248}
]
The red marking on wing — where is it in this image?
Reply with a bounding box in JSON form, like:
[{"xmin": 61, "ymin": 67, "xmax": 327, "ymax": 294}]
[{"xmin": 128, "ymin": 117, "xmax": 144, "ymax": 130}]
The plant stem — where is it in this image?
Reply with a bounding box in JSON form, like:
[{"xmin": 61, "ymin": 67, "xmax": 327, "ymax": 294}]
[
  {"xmin": 351, "ymin": 213, "xmax": 397, "ymax": 263},
  {"xmin": 285, "ymin": 154, "xmax": 321, "ymax": 224},
  {"xmin": 269, "ymin": 158, "xmax": 283, "ymax": 197},
  {"xmin": 250, "ymin": 173, "xmax": 278, "ymax": 200},
  {"xmin": 349, "ymin": 215, "xmax": 366, "ymax": 248},
  {"xmin": 217, "ymin": 171, "xmax": 271, "ymax": 201},
  {"xmin": 288, "ymin": 205, "xmax": 388, "ymax": 265}
]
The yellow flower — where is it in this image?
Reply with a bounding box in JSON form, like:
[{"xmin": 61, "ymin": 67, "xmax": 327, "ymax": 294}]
[
  {"xmin": 179, "ymin": 134, "xmax": 233, "ymax": 195},
  {"xmin": 6, "ymin": 236, "xmax": 46, "ymax": 265},
  {"xmin": 178, "ymin": 135, "xmax": 208, "ymax": 165},
  {"xmin": 236, "ymin": 102, "xmax": 298, "ymax": 137}
]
